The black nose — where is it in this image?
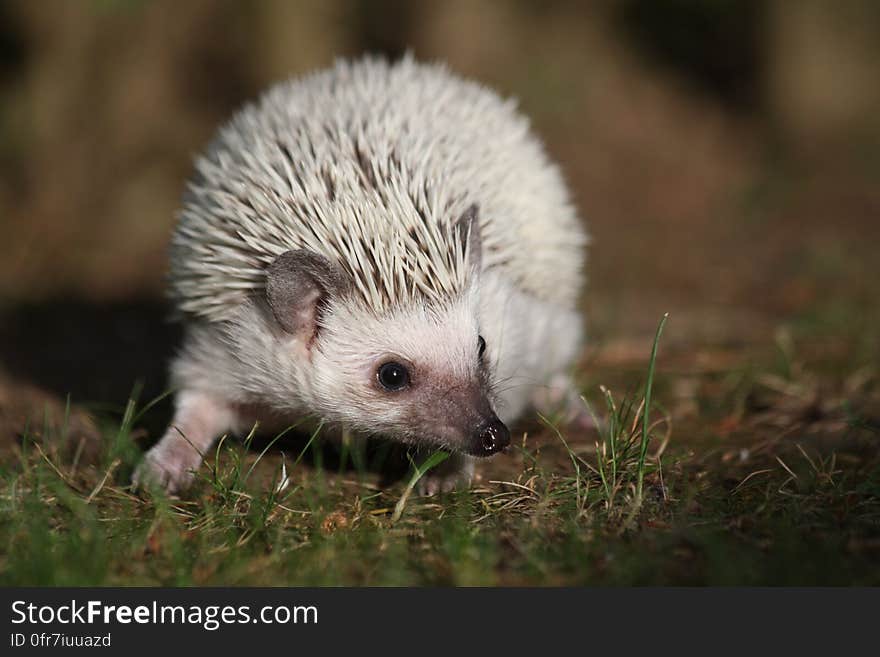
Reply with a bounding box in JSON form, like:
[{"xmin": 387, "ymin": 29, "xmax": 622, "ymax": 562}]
[{"xmin": 476, "ymin": 416, "xmax": 510, "ymax": 456}]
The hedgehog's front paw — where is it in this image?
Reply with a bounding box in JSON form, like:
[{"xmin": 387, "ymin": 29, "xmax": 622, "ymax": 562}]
[
  {"xmin": 416, "ymin": 454, "xmax": 474, "ymax": 496},
  {"xmin": 132, "ymin": 440, "xmax": 203, "ymax": 495}
]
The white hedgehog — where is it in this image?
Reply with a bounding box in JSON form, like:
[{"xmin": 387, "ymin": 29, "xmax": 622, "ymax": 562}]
[{"xmin": 134, "ymin": 55, "xmax": 588, "ymax": 495}]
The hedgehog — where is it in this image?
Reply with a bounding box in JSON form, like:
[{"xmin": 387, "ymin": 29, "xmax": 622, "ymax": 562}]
[{"xmin": 133, "ymin": 55, "xmax": 588, "ymax": 496}]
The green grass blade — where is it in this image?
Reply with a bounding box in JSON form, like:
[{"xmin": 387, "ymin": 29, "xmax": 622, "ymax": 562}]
[
  {"xmin": 636, "ymin": 312, "xmax": 669, "ymax": 504},
  {"xmin": 391, "ymin": 451, "xmax": 450, "ymax": 523}
]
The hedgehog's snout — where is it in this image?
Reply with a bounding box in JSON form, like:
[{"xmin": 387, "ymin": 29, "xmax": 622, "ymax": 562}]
[{"xmin": 474, "ymin": 415, "xmax": 510, "ymax": 457}]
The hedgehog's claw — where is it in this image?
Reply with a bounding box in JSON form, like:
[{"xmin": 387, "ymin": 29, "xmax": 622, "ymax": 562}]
[{"xmin": 132, "ymin": 441, "xmax": 200, "ymax": 496}]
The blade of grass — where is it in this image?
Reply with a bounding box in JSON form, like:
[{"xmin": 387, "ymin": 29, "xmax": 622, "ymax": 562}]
[
  {"xmin": 391, "ymin": 451, "xmax": 450, "ymax": 523},
  {"xmin": 540, "ymin": 412, "xmax": 584, "ymax": 512},
  {"xmin": 242, "ymin": 423, "xmax": 287, "ymax": 483},
  {"xmin": 133, "ymin": 388, "xmax": 177, "ymax": 424},
  {"xmin": 636, "ymin": 312, "xmax": 668, "ymax": 505}
]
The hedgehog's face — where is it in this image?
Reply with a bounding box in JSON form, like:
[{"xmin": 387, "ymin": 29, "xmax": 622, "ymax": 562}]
[
  {"xmin": 313, "ymin": 294, "xmax": 510, "ymax": 457},
  {"xmin": 264, "ymin": 249, "xmax": 509, "ymax": 456}
]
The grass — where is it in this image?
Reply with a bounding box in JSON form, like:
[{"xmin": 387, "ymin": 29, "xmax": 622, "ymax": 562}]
[{"xmin": 1, "ymin": 316, "xmax": 878, "ymax": 586}]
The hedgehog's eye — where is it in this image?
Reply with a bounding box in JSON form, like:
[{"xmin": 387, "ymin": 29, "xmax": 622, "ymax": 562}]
[
  {"xmin": 478, "ymin": 335, "xmax": 486, "ymax": 359},
  {"xmin": 377, "ymin": 362, "xmax": 410, "ymax": 391}
]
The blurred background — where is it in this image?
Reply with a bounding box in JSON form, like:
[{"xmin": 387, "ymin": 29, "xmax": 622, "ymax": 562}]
[{"xmin": 0, "ymin": 0, "xmax": 878, "ymax": 437}]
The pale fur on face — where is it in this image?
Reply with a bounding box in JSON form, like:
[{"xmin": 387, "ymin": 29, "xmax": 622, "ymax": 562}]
[
  {"xmin": 312, "ymin": 285, "xmax": 488, "ymax": 445},
  {"xmin": 217, "ymin": 283, "xmax": 494, "ymax": 453}
]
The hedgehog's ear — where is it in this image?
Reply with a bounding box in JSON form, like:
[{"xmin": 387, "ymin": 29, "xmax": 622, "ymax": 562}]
[
  {"xmin": 265, "ymin": 250, "xmax": 343, "ymax": 341},
  {"xmin": 456, "ymin": 203, "xmax": 482, "ymax": 272}
]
